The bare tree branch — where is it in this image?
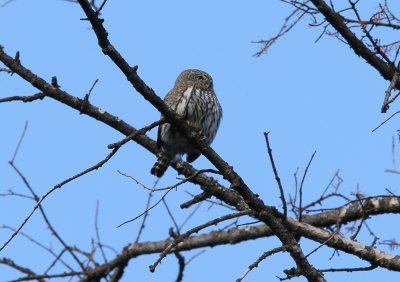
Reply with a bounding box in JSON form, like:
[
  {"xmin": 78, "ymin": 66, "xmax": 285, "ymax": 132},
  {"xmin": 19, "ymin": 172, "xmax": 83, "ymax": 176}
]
[{"xmin": 264, "ymin": 132, "xmax": 287, "ymax": 217}]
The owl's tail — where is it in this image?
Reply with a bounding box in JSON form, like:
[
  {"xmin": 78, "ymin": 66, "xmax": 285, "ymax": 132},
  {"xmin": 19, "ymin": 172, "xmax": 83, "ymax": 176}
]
[{"xmin": 150, "ymin": 154, "xmax": 171, "ymax": 177}]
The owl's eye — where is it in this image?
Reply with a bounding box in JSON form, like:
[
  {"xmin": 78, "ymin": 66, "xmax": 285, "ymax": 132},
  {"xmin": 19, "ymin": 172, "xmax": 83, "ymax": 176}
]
[{"xmin": 197, "ymin": 75, "xmax": 204, "ymax": 80}]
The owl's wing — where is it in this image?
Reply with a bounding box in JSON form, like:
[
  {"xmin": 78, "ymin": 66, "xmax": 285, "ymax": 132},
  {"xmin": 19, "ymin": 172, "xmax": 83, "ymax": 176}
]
[
  {"xmin": 157, "ymin": 89, "xmax": 179, "ymax": 149},
  {"xmin": 164, "ymin": 86, "xmax": 194, "ymax": 117},
  {"xmin": 157, "ymin": 87, "xmax": 194, "ymax": 149}
]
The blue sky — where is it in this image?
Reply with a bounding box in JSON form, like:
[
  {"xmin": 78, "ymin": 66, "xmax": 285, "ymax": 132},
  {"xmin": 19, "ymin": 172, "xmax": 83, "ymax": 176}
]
[{"xmin": 1, "ymin": 1, "xmax": 399, "ymax": 281}]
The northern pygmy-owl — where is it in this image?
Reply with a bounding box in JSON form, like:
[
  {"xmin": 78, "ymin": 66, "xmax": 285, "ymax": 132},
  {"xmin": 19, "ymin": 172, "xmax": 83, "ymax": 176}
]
[{"xmin": 151, "ymin": 69, "xmax": 222, "ymax": 177}]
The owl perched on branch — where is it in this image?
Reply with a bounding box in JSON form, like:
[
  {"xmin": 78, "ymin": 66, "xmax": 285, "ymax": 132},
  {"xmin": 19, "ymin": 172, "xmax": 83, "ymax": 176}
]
[{"xmin": 151, "ymin": 69, "xmax": 222, "ymax": 177}]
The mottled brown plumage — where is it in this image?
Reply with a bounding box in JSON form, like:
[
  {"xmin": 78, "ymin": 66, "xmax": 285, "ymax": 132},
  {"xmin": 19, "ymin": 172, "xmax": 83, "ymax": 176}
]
[{"xmin": 151, "ymin": 69, "xmax": 222, "ymax": 177}]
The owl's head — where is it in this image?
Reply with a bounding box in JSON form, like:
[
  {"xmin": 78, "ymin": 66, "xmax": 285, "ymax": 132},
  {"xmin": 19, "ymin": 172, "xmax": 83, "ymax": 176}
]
[{"xmin": 176, "ymin": 69, "xmax": 213, "ymax": 90}]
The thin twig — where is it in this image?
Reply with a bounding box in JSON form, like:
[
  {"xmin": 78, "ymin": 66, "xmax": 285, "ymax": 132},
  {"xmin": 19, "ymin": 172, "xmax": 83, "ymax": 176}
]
[
  {"xmin": 149, "ymin": 211, "xmax": 250, "ymax": 272},
  {"xmin": 390, "ymin": 135, "xmax": 397, "ymax": 171},
  {"xmin": 7, "ymin": 271, "xmax": 84, "ymax": 281},
  {"xmin": 8, "ymin": 123, "xmax": 86, "ymax": 270},
  {"xmin": 117, "ymin": 187, "xmax": 175, "ymax": 228},
  {"xmin": 119, "ymin": 169, "xmax": 219, "ymax": 193},
  {"xmin": 0, "ymin": 189, "xmax": 33, "ymax": 200},
  {"xmin": 1, "ymin": 225, "xmax": 74, "ymax": 273},
  {"xmin": 108, "ymin": 118, "xmax": 165, "ymax": 149},
  {"xmin": 9, "ymin": 162, "xmax": 86, "ymax": 270},
  {"xmin": 372, "ymin": 110, "xmax": 400, "ymax": 132},
  {"xmin": 0, "ymin": 92, "xmax": 46, "ymax": 103},
  {"xmin": 180, "ymin": 191, "xmax": 212, "ymax": 209},
  {"xmin": 264, "ymin": 132, "xmax": 287, "ymax": 217},
  {"xmin": 84, "ymin": 79, "xmax": 99, "ymax": 101},
  {"xmin": 298, "ymin": 150, "xmax": 317, "ymax": 222},
  {"xmin": 0, "ymin": 258, "xmax": 38, "ymax": 280},
  {"xmin": 305, "ymin": 231, "xmax": 336, "ymax": 258},
  {"xmin": 253, "ymin": 4, "xmax": 310, "ymax": 56},
  {"xmin": 321, "ymin": 169, "xmax": 341, "ymax": 197},
  {"xmin": 300, "ymin": 192, "xmax": 350, "ymax": 211},
  {"xmin": 10, "ymin": 121, "xmax": 28, "ymax": 163},
  {"xmin": 291, "ymin": 167, "xmax": 300, "ymax": 217},
  {"xmin": 0, "ymin": 0, "xmax": 16, "ymax": 8},
  {"xmin": 348, "ymin": 0, "xmax": 392, "ymax": 65},
  {"xmin": 319, "ymin": 264, "xmax": 377, "ymax": 273},
  {"xmin": 162, "ymin": 198, "xmax": 180, "ymax": 233},
  {"xmin": 118, "ymin": 169, "xmax": 228, "ymax": 228},
  {"xmin": 350, "ymin": 194, "xmax": 368, "ymax": 240},
  {"xmin": 135, "ymin": 189, "xmax": 155, "ymax": 243},
  {"xmin": 94, "ymin": 200, "xmax": 108, "ymax": 263},
  {"xmin": 183, "ymin": 191, "xmax": 234, "ymax": 211},
  {"xmin": 117, "ymin": 171, "xmax": 172, "ymax": 191},
  {"xmin": 179, "ymin": 202, "xmax": 203, "ymax": 231},
  {"xmin": 186, "ymin": 250, "xmax": 206, "ymax": 265},
  {"xmin": 43, "ymin": 249, "xmax": 68, "ymax": 274},
  {"xmin": 95, "ymin": 0, "xmax": 108, "ymax": 15},
  {"xmin": 0, "ymin": 121, "xmax": 158, "ymax": 253},
  {"xmin": 236, "ymin": 245, "xmax": 288, "ymax": 282}
]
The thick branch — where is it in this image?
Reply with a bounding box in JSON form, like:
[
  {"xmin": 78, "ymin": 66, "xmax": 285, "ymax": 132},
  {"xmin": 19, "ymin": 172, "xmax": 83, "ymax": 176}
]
[
  {"xmin": 80, "ymin": 195, "xmax": 400, "ymax": 280},
  {"xmin": 309, "ymin": 0, "xmax": 397, "ymax": 83},
  {"xmin": 286, "ymin": 217, "xmax": 400, "ymax": 271}
]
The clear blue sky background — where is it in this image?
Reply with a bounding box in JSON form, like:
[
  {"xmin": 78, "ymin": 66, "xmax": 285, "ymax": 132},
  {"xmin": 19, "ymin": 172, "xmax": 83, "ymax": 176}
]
[{"xmin": 1, "ymin": 1, "xmax": 399, "ymax": 281}]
